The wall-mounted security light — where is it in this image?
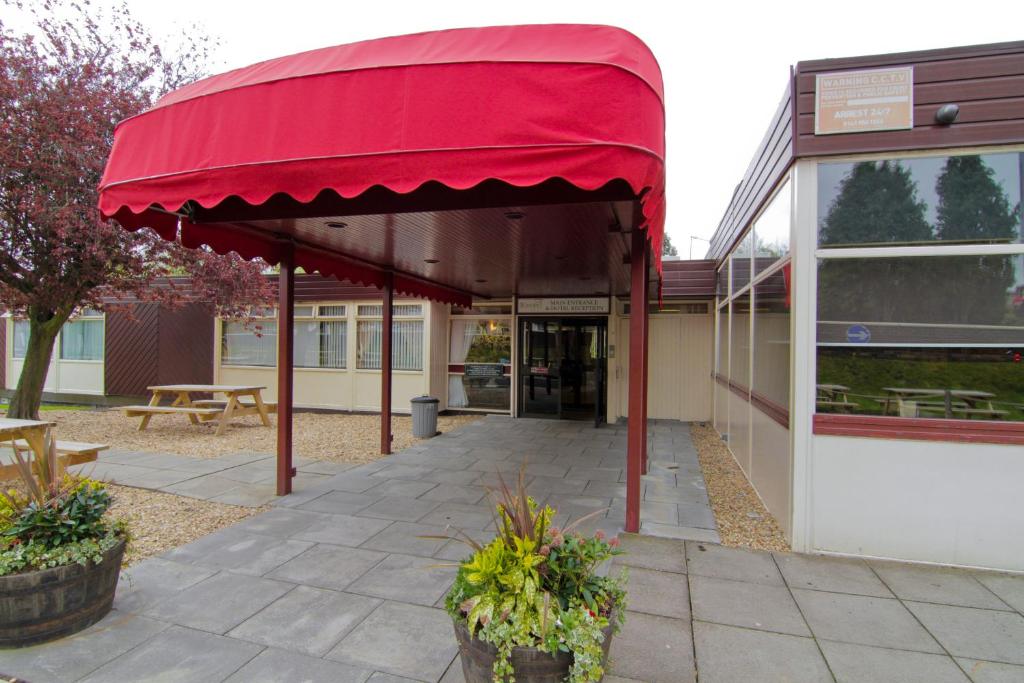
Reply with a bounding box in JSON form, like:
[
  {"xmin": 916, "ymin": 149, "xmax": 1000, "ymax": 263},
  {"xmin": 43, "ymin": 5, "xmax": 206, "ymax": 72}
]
[{"xmin": 935, "ymin": 103, "xmax": 960, "ymax": 125}]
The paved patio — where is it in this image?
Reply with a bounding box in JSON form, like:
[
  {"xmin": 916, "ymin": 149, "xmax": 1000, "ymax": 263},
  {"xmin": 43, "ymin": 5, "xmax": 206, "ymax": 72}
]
[{"xmin": 6, "ymin": 417, "xmax": 1024, "ymax": 681}]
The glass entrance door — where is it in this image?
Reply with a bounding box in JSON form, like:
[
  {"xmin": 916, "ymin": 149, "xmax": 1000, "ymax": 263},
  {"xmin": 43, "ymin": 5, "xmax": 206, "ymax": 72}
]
[{"xmin": 519, "ymin": 318, "xmax": 607, "ymax": 422}]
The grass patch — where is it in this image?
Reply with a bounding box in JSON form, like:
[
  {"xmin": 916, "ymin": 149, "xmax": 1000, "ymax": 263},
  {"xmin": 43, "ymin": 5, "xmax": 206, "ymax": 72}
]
[{"xmin": 0, "ymin": 403, "xmax": 92, "ymax": 413}]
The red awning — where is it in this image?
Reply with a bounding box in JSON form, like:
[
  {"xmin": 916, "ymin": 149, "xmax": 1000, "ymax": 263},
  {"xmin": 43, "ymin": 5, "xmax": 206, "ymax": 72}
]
[{"xmin": 99, "ymin": 24, "xmax": 666, "ymax": 305}]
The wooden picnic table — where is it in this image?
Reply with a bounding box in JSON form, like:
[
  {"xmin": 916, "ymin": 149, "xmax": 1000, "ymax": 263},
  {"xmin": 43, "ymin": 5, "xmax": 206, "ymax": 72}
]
[
  {"xmin": 816, "ymin": 384, "xmax": 856, "ymax": 412},
  {"xmin": 0, "ymin": 418, "xmax": 54, "ymax": 480},
  {"xmin": 125, "ymin": 385, "xmax": 274, "ymax": 436},
  {"xmin": 881, "ymin": 387, "xmax": 1001, "ymax": 419}
]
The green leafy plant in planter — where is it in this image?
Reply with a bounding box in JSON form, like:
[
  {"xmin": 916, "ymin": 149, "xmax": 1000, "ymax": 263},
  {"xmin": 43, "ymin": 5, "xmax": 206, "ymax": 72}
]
[
  {"xmin": 439, "ymin": 472, "xmax": 627, "ymax": 682},
  {"xmin": 0, "ymin": 436, "xmax": 128, "ymax": 646}
]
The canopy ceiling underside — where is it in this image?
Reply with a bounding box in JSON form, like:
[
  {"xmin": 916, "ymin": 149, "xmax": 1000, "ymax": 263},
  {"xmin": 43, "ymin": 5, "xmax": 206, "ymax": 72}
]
[{"xmin": 98, "ymin": 24, "xmax": 667, "ymax": 307}]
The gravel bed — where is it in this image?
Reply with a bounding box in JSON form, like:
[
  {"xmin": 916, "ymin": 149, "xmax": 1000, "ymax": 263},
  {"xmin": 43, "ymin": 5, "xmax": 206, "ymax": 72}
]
[
  {"xmin": 107, "ymin": 484, "xmax": 261, "ymax": 567},
  {"xmin": 691, "ymin": 422, "xmax": 789, "ymax": 552},
  {"xmin": 42, "ymin": 408, "xmax": 484, "ymax": 463}
]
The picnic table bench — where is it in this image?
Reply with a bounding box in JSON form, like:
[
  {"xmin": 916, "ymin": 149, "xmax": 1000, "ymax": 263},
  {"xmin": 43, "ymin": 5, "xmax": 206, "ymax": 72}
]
[
  {"xmin": 0, "ymin": 419, "xmax": 106, "ymax": 480},
  {"xmin": 816, "ymin": 384, "xmax": 856, "ymax": 412},
  {"xmin": 123, "ymin": 385, "xmax": 274, "ymax": 435},
  {"xmin": 881, "ymin": 387, "xmax": 1007, "ymax": 419}
]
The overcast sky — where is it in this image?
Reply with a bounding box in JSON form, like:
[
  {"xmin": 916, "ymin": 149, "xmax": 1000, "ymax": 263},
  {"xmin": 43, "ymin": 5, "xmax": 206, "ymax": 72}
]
[{"xmin": 13, "ymin": 0, "xmax": 1023, "ymax": 257}]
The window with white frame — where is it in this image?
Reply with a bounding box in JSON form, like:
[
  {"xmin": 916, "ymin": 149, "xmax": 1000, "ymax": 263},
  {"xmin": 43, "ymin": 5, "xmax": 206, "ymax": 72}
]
[
  {"xmin": 294, "ymin": 305, "xmax": 347, "ymax": 369},
  {"xmin": 716, "ymin": 177, "xmax": 793, "ymax": 416},
  {"xmin": 222, "ymin": 314, "xmax": 277, "ymax": 367},
  {"xmin": 12, "ymin": 319, "xmax": 29, "ymax": 359},
  {"xmin": 60, "ymin": 310, "xmax": 104, "ymax": 361},
  {"xmin": 356, "ymin": 303, "xmax": 424, "ymax": 371},
  {"xmin": 815, "ymin": 151, "xmax": 1024, "ymax": 422}
]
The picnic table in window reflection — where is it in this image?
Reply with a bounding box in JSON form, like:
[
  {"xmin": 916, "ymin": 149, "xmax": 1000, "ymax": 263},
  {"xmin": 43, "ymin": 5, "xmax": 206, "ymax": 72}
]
[
  {"xmin": 123, "ymin": 385, "xmax": 276, "ymax": 435},
  {"xmin": 881, "ymin": 387, "xmax": 1007, "ymax": 420},
  {"xmin": 816, "ymin": 384, "xmax": 857, "ymax": 412}
]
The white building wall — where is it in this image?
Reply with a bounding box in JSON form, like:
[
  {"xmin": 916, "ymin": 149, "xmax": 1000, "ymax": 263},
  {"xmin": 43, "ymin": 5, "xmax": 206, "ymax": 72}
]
[
  {"xmin": 811, "ymin": 434, "xmax": 1024, "ymax": 572},
  {"xmin": 5, "ymin": 318, "xmax": 104, "ymax": 396}
]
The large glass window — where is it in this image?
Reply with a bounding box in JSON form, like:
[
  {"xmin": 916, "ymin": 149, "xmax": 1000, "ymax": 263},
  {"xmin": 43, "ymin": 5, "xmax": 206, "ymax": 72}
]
[
  {"xmin": 816, "ymin": 151, "xmax": 1024, "ymax": 422},
  {"xmin": 752, "ymin": 270, "xmax": 791, "ymax": 407},
  {"xmin": 730, "ymin": 293, "xmax": 751, "ymax": 389},
  {"xmin": 295, "ymin": 320, "xmax": 346, "ymax": 368},
  {"xmin": 818, "ymin": 153, "xmax": 1023, "ymax": 247},
  {"xmin": 448, "ymin": 318, "xmax": 512, "ymax": 410},
  {"xmin": 60, "ymin": 316, "xmax": 104, "ymax": 361},
  {"xmin": 12, "ymin": 320, "xmax": 29, "ymax": 359},
  {"xmin": 716, "ymin": 303, "xmax": 729, "ymax": 379},
  {"xmin": 356, "ymin": 303, "xmax": 424, "ymax": 371},
  {"xmin": 222, "ymin": 320, "xmax": 277, "ymax": 366},
  {"xmin": 731, "ymin": 232, "xmax": 753, "ymax": 292},
  {"xmin": 754, "ymin": 180, "xmax": 791, "ymax": 274}
]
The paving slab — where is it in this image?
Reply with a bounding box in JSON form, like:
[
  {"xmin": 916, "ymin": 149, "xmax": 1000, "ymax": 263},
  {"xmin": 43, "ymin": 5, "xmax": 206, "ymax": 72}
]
[
  {"xmin": 346, "ymin": 553, "xmax": 457, "ymax": 606},
  {"xmin": 299, "ymin": 490, "xmax": 380, "ymax": 515},
  {"xmin": 223, "ymin": 647, "xmax": 372, "ymax": 683},
  {"xmin": 774, "ymin": 552, "xmax": 892, "ymax": 598},
  {"xmin": 228, "ymin": 507, "xmax": 325, "ymax": 537},
  {"xmin": 160, "ymin": 473, "xmax": 245, "ymax": 500},
  {"xmin": 870, "ymin": 561, "xmax": 1013, "ymax": 611},
  {"xmin": 967, "ymin": 573, "xmax": 1024, "ymax": 615},
  {"xmin": 693, "ymin": 621, "xmax": 832, "ymax": 683},
  {"xmin": 144, "ymin": 571, "xmax": 294, "ymax": 634},
  {"xmin": 613, "ymin": 533, "xmax": 687, "ymax": 573},
  {"xmin": 793, "ymin": 589, "xmax": 944, "ymax": 654},
  {"xmin": 113, "ymin": 557, "xmax": 217, "ymax": 614},
  {"xmin": 0, "ymin": 611, "xmax": 170, "ymax": 683},
  {"xmin": 360, "ymin": 521, "xmax": 455, "ymax": 557},
  {"xmin": 266, "ymin": 543, "xmax": 387, "ymax": 591},
  {"xmin": 418, "ymin": 483, "xmax": 487, "ymax": 504},
  {"xmin": 905, "ymin": 601, "xmax": 1024, "ymax": 665},
  {"xmin": 686, "ymin": 541, "xmax": 784, "ymax": 585},
  {"xmin": 163, "ymin": 529, "xmax": 313, "ymax": 576},
  {"xmin": 229, "ymin": 585, "xmax": 381, "ymax": 656},
  {"xmin": 357, "ymin": 495, "xmax": 441, "ymax": 522},
  {"xmin": 210, "ymin": 483, "xmax": 279, "ymax": 507},
  {"xmin": 77, "ymin": 624, "xmax": 262, "ymax": 683},
  {"xmin": 690, "ymin": 575, "xmax": 811, "ymax": 636},
  {"xmin": 326, "ymin": 601, "xmax": 459, "ymax": 681},
  {"xmin": 419, "ymin": 502, "xmax": 495, "ymax": 529},
  {"xmin": 956, "ymin": 658, "xmax": 1024, "ymax": 682},
  {"xmin": 624, "ymin": 566, "xmax": 691, "ymax": 620},
  {"xmin": 293, "ymin": 513, "xmax": 393, "ymax": 547},
  {"xmin": 819, "ymin": 640, "xmax": 969, "ymax": 683},
  {"xmin": 607, "ymin": 611, "xmax": 696, "ymax": 683}
]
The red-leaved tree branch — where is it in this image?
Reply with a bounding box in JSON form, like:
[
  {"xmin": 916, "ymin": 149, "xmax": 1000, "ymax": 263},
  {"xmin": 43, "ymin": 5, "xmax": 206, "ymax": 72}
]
[{"xmin": 1, "ymin": 0, "xmax": 274, "ymax": 418}]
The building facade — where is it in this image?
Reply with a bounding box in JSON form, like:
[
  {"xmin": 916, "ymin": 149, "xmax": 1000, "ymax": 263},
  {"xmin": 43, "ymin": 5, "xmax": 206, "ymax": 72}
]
[
  {"xmin": 710, "ymin": 40, "xmax": 1024, "ymax": 572},
  {"xmin": 3, "ymin": 261, "xmax": 717, "ymax": 422}
]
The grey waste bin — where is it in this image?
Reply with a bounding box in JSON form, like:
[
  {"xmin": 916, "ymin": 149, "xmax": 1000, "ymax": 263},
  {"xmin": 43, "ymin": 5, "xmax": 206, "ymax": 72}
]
[{"xmin": 411, "ymin": 395, "xmax": 440, "ymax": 438}]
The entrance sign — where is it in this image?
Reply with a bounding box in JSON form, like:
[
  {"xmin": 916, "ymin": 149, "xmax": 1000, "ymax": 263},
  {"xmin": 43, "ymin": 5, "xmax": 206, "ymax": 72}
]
[
  {"xmin": 815, "ymin": 67, "xmax": 913, "ymax": 135},
  {"xmin": 518, "ymin": 297, "xmax": 610, "ymax": 314}
]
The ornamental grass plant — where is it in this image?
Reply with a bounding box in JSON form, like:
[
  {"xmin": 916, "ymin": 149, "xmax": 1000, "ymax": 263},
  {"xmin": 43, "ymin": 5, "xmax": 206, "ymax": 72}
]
[{"xmin": 438, "ymin": 470, "xmax": 627, "ymax": 682}]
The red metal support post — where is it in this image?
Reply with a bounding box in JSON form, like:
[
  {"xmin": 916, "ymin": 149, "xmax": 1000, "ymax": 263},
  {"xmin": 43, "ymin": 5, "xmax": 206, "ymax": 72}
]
[
  {"xmin": 380, "ymin": 272, "xmax": 393, "ymax": 455},
  {"xmin": 626, "ymin": 226, "xmax": 648, "ymax": 533},
  {"xmin": 641, "ymin": 241, "xmax": 650, "ymax": 476},
  {"xmin": 276, "ymin": 242, "xmax": 296, "ymax": 496}
]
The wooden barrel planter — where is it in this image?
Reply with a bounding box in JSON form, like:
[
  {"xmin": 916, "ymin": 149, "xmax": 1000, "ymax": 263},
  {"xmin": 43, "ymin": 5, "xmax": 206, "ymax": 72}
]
[
  {"xmin": 454, "ymin": 613, "xmax": 616, "ymax": 682},
  {"xmin": 0, "ymin": 538, "xmax": 126, "ymax": 648}
]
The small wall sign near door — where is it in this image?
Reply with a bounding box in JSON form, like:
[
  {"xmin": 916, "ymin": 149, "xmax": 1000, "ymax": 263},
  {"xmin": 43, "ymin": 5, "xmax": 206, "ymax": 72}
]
[
  {"xmin": 518, "ymin": 297, "xmax": 610, "ymax": 314},
  {"xmin": 815, "ymin": 66, "xmax": 913, "ymax": 135}
]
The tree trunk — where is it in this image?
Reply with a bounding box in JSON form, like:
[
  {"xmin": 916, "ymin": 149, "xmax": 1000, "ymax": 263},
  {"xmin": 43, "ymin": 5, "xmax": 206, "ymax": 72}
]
[{"xmin": 7, "ymin": 309, "xmax": 67, "ymax": 420}]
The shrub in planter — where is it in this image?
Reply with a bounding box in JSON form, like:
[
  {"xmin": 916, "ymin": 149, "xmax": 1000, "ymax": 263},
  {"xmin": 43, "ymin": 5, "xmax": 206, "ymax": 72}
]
[
  {"xmin": 0, "ymin": 438, "xmax": 128, "ymax": 647},
  {"xmin": 439, "ymin": 473, "xmax": 627, "ymax": 682}
]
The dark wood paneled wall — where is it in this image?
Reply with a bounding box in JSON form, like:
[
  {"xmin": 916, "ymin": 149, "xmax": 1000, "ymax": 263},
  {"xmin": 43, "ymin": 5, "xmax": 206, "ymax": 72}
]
[
  {"xmin": 707, "ymin": 80, "xmax": 795, "ymax": 261},
  {"xmin": 661, "ymin": 260, "xmax": 716, "ymax": 298},
  {"xmin": 795, "ymin": 41, "xmax": 1024, "ymax": 157},
  {"xmin": 104, "ymin": 304, "xmax": 160, "ymax": 396},
  {"xmin": 157, "ymin": 306, "xmax": 214, "ymax": 387}
]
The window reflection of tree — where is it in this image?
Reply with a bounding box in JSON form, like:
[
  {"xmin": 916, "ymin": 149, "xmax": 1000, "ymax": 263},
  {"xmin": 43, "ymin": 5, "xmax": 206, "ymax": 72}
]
[{"xmin": 818, "ymin": 161, "xmax": 932, "ymax": 324}]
